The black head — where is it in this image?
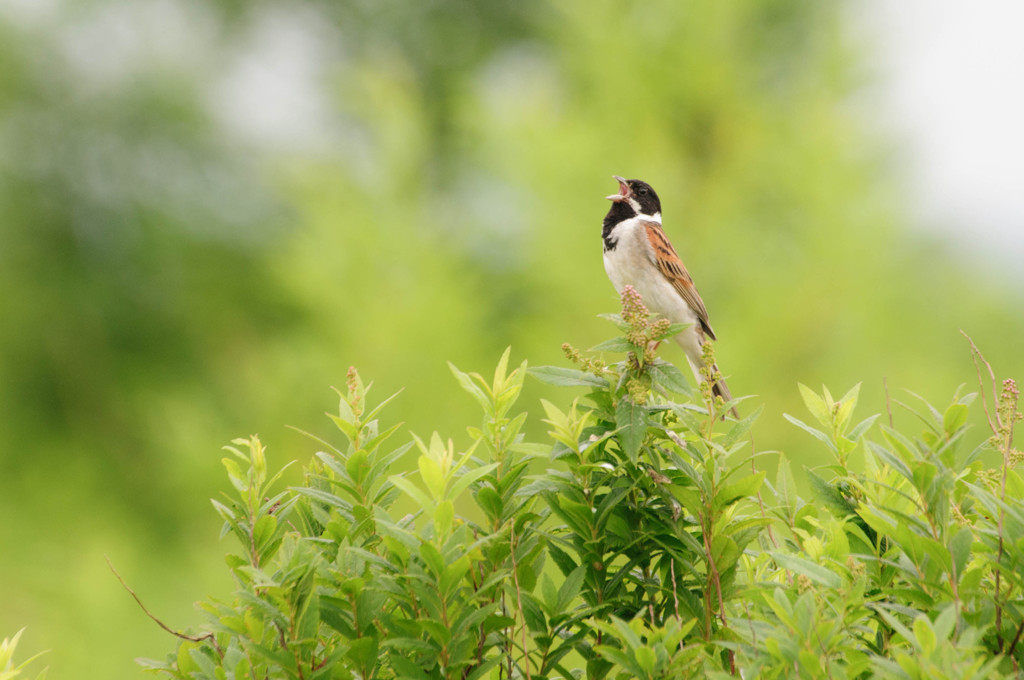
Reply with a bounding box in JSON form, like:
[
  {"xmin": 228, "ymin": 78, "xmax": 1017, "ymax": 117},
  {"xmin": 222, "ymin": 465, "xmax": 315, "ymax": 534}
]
[
  {"xmin": 602, "ymin": 176, "xmax": 662, "ymax": 248},
  {"xmin": 605, "ymin": 176, "xmax": 662, "ymax": 216}
]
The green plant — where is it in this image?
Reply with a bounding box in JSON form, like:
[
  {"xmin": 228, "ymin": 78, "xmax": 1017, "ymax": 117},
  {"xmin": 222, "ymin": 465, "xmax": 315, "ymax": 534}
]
[
  {"xmin": 528, "ymin": 286, "xmax": 766, "ymax": 677},
  {"xmin": 138, "ymin": 290, "xmax": 1022, "ymax": 679},
  {"xmin": 139, "ymin": 352, "xmax": 544, "ymax": 679},
  {"xmin": 0, "ymin": 630, "xmax": 46, "ymax": 680},
  {"xmin": 725, "ymin": 338, "xmax": 1023, "ymax": 678}
]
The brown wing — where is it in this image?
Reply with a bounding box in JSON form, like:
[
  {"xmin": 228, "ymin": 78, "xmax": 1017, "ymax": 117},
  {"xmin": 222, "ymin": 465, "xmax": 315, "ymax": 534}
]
[{"xmin": 641, "ymin": 219, "xmax": 717, "ymax": 341}]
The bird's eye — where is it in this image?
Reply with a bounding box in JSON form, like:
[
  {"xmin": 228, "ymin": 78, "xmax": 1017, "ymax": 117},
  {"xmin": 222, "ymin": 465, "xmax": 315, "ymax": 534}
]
[{"xmin": 638, "ymin": 187, "xmax": 648, "ymax": 195}]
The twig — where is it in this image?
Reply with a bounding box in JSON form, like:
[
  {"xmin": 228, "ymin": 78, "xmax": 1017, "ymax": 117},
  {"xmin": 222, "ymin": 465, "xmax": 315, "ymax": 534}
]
[
  {"xmin": 645, "ymin": 565, "xmax": 656, "ymax": 627},
  {"xmin": 701, "ymin": 509, "xmax": 728, "ymax": 632},
  {"xmin": 741, "ymin": 594, "xmax": 758, "ymax": 651},
  {"xmin": 670, "ymin": 559, "xmax": 681, "ymax": 623},
  {"xmin": 1008, "ymin": 619, "xmax": 1024, "ymax": 657},
  {"xmin": 106, "ymin": 555, "xmax": 222, "ymax": 656},
  {"xmin": 509, "ymin": 523, "xmax": 533, "ymax": 680},
  {"xmin": 961, "ymin": 332, "xmax": 1015, "ymax": 651},
  {"xmin": 961, "ymin": 331, "xmax": 998, "ymax": 432},
  {"xmin": 748, "ymin": 430, "xmax": 778, "ymax": 549}
]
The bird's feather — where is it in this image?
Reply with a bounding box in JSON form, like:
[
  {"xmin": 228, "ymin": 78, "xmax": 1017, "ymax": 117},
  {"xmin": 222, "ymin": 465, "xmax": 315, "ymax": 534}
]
[{"xmin": 640, "ymin": 219, "xmax": 717, "ymax": 341}]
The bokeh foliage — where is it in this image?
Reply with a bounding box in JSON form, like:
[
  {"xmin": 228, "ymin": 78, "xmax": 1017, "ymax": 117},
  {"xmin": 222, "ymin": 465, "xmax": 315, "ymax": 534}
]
[{"xmin": 0, "ymin": 0, "xmax": 1020, "ymax": 677}]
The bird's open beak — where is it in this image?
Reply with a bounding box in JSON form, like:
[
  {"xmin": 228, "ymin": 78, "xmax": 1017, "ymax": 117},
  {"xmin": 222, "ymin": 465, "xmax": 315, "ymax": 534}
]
[{"xmin": 606, "ymin": 175, "xmax": 630, "ymax": 202}]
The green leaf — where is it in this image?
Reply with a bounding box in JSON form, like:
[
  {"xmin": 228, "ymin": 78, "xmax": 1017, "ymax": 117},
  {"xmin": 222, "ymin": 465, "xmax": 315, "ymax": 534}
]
[
  {"xmin": 716, "ymin": 471, "xmax": 765, "ymax": 508},
  {"xmin": 381, "ymin": 637, "xmax": 434, "ymax": 654},
  {"xmin": 590, "ymin": 337, "xmax": 635, "ymax": 353},
  {"xmin": 720, "ymin": 405, "xmax": 762, "ymax": 449},
  {"xmin": 904, "ymin": 390, "xmax": 945, "ymax": 427},
  {"xmin": 608, "ymin": 616, "xmax": 643, "ymax": 649},
  {"xmin": 834, "ymin": 383, "xmax": 861, "ymax": 431},
  {"xmin": 798, "ymin": 383, "xmax": 832, "ymax": 429},
  {"xmin": 648, "ymin": 361, "xmax": 693, "ymax": 396},
  {"xmin": 671, "ymin": 404, "xmax": 706, "ymax": 436},
  {"xmin": 549, "ymin": 498, "xmax": 594, "ymax": 537},
  {"xmin": 528, "ymin": 365, "xmax": 607, "ymax": 388},
  {"xmin": 465, "ymin": 657, "xmax": 504, "ymax": 680},
  {"xmin": 434, "ymin": 500, "xmax": 454, "ymax": 536},
  {"xmin": 176, "ymin": 641, "xmax": 202, "ymax": 675},
  {"xmin": 711, "ymin": 533, "xmax": 742, "ymax": 575},
  {"xmin": 848, "ymin": 414, "xmax": 880, "ymax": 442},
  {"xmin": 652, "ymin": 321, "xmax": 692, "ymax": 342},
  {"xmin": 547, "ymin": 543, "xmax": 578, "ymax": 577},
  {"xmin": 943, "ymin": 403, "xmax": 969, "ymax": 435},
  {"xmin": 783, "ymin": 414, "xmax": 837, "ymax": 452},
  {"xmin": 950, "ymin": 526, "xmax": 973, "ymax": 579},
  {"xmin": 557, "ymin": 565, "xmax": 587, "ymax": 612},
  {"xmin": 448, "ymin": 362, "xmax": 492, "ymax": 414},
  {"xmin": 448, "ymin": 462, "xmax": 499, "ymax": 501},
  {"xmin": 932, "ymin": 606, "xmax": 957, "ymax": 644},
  {"xmin": 594, "ymin": 485, "xmax": 630, "ymax": 532},
  {"xmin": 866, "ymin": 440, "xmax": 913, "ymax": 481},
  {"xmin": 211, "ymin": 498, "xmax": 236, "ymax": 523},
  {"xmin": 805, "ymin": 469, "xmax": 857, "ymax": 517},
  {"xmin": 135, "ymin": 657, "xmax": 169, "ymax": 672},
  {"xmin": 418, "ymin": 455, "xmax": 445, "ymax": 499},
  {"xmin": 361, "ymin": 422, "xmax": 404, "ymax": 455},
  {"xmin": 880, "ymin": 426, "xmax": 921, "ymax": 468},
  {"xmin": 419, "ymin": 619, "xmax": 452, "ymax": 646},
  {"xmin": 346, "ymin": 448, "xmax": 370, "ymax": 485},
  {"xmin": 598, "ymin": 312, "xmax": 629, "ymax": 330},
  {"xmin": 388, "ymin": 654, "xmax": 433, "ymax": 680},
  {"xmin": 594, "ymin": 647, "xmax": 645, "ymax": 679},
  {"xmin": 519, "ymin": 593, "xmax": 547, "ymax": 632},
  {"xmin": 389, "ymin": 475, "xmax": 432, "ymax": 509},
  {"xmin": 540, "ymin": 574, "xmax": 558, "ymax": 613},
  {"xmin": 475, "ymin": 485, "xmax": 503, "ymax": 523},
  {"xmin": 615, "ymin": 396, "xmax": 647, "ymax": 463},
  {"xmin": 774, "ymin": 456, "xmax": 798, "ymax": 510},
  {"xmin": 634, "ymin": 646, "xmax": 657, "ymax": 674},
  {"xmin": 346, "ymin": 636, "xmax": 379, "ymax": 670},
  {"xmin": 327, "ymin": 413, "xmax": 359, "ymax": 444},
  {"xmin": 440, "ymin": 553, "xmax": 471, "ymax": 596},
  {"xmin": 419, "ymin": 542, "xmax": 445, "ymax": 577},
  {"xmin": 362, "ymin": 388, "xmax": 405, "ymax": 424},
  {"xmin": 222, "ymin": 456, "xmax": 249, "ymax": 493},
  {"xmin": 493, "ymin": 346, "xmax": 512, "ymax": 388},
  {"xmin": 913, "ymin": 615, "xmax": 936, "ymax": 655},
  {"xmin": 770, "ymin": 551, "xmax": 841, "ymax": 588},
  {"xmin": 482, "ymin": 614, "xmax": 516, "ymax": 634},
  {"xmin": 253, "ymin": 514, "xmax": 277, "ymax": 548},
  {"xmin": 874, "ymin": 609, "xmax": 916, "ymax": 646}
]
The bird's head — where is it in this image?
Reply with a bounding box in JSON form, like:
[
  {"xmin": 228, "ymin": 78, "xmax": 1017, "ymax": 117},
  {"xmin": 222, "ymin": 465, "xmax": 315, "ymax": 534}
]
[{"xmin": 605, "ymin": 176, "xmax": 662, "ymax": 223}]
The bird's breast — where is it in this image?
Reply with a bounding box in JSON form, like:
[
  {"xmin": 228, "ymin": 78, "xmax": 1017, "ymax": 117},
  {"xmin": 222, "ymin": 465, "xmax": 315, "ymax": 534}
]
[{"xmin": 602, "ymin": 219, "xmax": 699, "ymax": 328}]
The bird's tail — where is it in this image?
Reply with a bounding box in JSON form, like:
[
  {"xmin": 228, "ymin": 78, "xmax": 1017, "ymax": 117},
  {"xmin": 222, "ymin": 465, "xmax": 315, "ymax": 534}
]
[
  {"xmin": 710, "ymin": 368, "xmax": 740, "ymax": 420},
  {"xmin": 675, "ymin": 334, "xmax": 739, "ymax": 419},
  {"xmin": 681, "ymin": 350, "xmax": 739, "ymax": 419}
]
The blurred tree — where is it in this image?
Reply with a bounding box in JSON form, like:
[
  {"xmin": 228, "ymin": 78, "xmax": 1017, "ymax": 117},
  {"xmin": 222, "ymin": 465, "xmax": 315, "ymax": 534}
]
[
  {"xmin": 0, "ymin": 0, "xmax": 1020, "ymax": 677},
  {"xmin": 0, "ymin": 7, "xmax": 291, "ymax": 516}
]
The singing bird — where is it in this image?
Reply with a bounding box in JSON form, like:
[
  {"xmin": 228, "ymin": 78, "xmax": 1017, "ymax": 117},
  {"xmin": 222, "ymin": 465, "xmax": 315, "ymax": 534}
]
[{"xmin": 601, "ymin": 175, "xmax": 737, "ymax": 417}]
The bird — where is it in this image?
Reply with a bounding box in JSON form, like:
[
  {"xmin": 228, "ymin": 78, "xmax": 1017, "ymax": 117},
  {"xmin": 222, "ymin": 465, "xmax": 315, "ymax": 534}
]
[{"xmin": 601, "ymin": 175, "xmax": 738, "ymax": 418}]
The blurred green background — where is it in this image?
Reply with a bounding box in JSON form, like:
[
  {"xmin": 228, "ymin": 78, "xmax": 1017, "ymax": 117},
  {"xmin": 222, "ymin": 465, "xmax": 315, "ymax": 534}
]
[{"xmin": 1, "ymin": 1, "xmax": 1021, "ymax": 677}]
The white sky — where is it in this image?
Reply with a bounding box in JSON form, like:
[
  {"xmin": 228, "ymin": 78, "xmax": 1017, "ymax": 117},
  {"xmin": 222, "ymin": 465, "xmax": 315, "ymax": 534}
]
[{"xmin": 858, "ymin": 0, "xmax": 1024, "ymax": 260}]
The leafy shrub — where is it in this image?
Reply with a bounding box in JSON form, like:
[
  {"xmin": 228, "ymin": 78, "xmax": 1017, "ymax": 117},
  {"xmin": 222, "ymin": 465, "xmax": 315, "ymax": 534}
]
[{"xmin": 139, "ymin": 287, "xmax": 1022, "ymax": 679}]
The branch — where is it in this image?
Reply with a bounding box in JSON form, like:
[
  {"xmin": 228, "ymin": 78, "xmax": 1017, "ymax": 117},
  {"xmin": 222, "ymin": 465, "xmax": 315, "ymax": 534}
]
[
  {"xmin": 106, "ymin": 555, "xmax": 222, "ymax": 656},
  {"xmin": 961, "ymin": 331, "xmax": 998, "ymax": 432}
]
